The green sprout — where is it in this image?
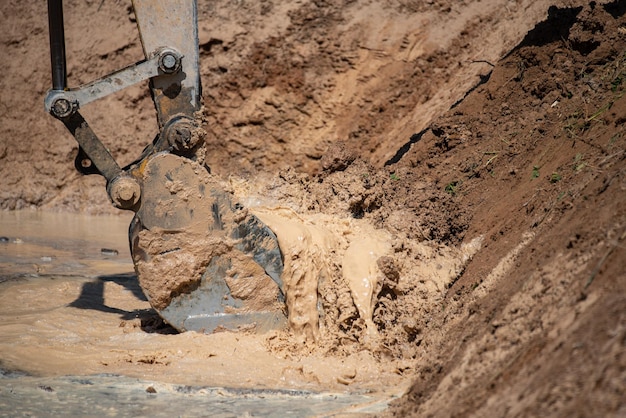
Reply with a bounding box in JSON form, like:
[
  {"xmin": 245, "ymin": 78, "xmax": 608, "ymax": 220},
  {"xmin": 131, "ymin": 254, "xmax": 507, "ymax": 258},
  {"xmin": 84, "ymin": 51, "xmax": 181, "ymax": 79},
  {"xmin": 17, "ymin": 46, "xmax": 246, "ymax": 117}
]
[
  {"xmin": 445, "ymin": 181, "xmax": 460, "ymax": 195},
  {"xmin": 550, "ymin": 172, "xmax": 562, "ymax": 183},
  {"xmin": 531, "ymin": 166, "xmax": 540, "ymax": 179}
]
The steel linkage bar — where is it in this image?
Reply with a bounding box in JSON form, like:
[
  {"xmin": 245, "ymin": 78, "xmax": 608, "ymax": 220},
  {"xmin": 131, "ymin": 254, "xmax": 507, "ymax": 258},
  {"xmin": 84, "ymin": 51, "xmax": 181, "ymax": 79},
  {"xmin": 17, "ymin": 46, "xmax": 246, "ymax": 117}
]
[{"xmin": 47, "ymin": 0, "xmax": 67, "ymax": 91}]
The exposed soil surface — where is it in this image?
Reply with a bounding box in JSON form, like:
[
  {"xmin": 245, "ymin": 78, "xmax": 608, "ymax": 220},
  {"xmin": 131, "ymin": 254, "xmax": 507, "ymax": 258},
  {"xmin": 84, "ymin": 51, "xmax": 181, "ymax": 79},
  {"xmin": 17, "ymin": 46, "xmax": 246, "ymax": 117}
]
[{"xmin": 1, "ymin": 0, "xmax": 625, "ymax": 416}]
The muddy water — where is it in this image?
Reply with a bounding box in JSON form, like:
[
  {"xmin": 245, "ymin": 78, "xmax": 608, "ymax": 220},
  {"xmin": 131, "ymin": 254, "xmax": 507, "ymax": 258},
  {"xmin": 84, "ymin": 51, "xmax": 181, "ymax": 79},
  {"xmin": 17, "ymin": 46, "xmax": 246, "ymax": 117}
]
[
  {"xmin": 0, "ymin": 210, "xmax": 405, "ymax": 416},
  {"xmin": 0, "ymin": 210, "xmax": 134, "ymax": 279}
]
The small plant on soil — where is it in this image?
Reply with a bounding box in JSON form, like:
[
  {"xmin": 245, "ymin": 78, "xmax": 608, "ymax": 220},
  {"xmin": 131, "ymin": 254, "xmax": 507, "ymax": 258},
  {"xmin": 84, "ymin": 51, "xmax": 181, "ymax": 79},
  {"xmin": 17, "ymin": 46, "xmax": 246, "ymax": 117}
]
[
  {"xmin": 573, "ymin": 153, "xmax": 586, "ymax": 172},
  {"xmin": 445, "ymin": 181, "xmax": 460, "ymax": 195},
  {"xmin": 531, "ymin": 165, "xmax": 540, "ymax": 179}
]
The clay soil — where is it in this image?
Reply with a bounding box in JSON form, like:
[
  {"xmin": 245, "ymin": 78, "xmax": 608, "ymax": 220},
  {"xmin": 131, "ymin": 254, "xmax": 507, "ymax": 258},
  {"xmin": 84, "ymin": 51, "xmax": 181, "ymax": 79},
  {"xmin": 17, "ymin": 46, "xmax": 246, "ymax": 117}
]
[{"xmin": 1, "ymin": 0, "xmax": 625, "ymax": 416}]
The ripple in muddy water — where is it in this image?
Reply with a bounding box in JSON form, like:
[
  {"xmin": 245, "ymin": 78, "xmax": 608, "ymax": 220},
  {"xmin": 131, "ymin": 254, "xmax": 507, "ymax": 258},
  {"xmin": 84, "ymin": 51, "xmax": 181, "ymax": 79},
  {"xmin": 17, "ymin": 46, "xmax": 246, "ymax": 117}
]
[{"xmin": 0, "ymin": 373, "xmax": 392, "ymax": 417}]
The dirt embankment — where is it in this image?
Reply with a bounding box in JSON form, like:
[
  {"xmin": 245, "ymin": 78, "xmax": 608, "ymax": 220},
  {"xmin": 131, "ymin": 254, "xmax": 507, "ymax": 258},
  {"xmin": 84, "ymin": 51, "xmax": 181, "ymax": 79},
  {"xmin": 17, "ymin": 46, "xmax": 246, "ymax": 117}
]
[
  {"xmin": 1, "ymin": 0, "xmax": 625, "ymax": 416},
  {"xmin": 384, "ymin": 2, "xmax": 626, "ymax": 416}
]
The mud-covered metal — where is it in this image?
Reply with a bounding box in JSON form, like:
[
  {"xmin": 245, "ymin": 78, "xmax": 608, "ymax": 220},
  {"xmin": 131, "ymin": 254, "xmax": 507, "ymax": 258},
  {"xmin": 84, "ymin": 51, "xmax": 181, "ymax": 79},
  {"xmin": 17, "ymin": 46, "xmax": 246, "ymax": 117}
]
[
  {"xmin": 60, "ymin": 112, "xmax": 122, "ymax": 182},
  {"xmin": 130, "ymin": 154, "xmax": 286, "ymax": 333},
  {"xmin": 44, "ymin": 53, "xmax": 165, "ymax": 116},
  {"xmin": 108, "ymin": 176, "xmax": 142, "ymax": 210},
  {"xmin": 47, "ymin": 0, "xmax": 67, "ymax": 91}
]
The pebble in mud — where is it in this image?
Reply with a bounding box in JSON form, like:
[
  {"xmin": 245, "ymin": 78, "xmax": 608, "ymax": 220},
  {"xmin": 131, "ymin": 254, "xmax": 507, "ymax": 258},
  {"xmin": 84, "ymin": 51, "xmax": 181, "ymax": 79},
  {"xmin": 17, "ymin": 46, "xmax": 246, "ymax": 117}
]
[
  {"xmin": 100, "ymin": 248, "xmax": 119, "ymax": 256},
  {"xmin": 0, "ymin": 236, "xmax": 9, "ymax": 243},
  {"xmin": 377, "ymin": 256, "xmax": 403, "ymax": 295},
  {"xmin": 336, "ymin": 370, "xmax": 357, "ymax": 385},
  {"xmin": 377, "ymin": 256, "xmax": 400, "ymax": 283}
]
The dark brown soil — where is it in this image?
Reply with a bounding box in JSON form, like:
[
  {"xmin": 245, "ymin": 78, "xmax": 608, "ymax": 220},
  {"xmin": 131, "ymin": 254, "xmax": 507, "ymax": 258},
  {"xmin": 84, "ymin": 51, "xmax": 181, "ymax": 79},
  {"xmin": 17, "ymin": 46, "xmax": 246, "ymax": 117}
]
[
  {"xmin": 1, "ymin": 0, "xmax": 624, "ymax": 416},
  {"xmin": 384, "ymin": 2, "xmax": 626, "ymax": 416}
]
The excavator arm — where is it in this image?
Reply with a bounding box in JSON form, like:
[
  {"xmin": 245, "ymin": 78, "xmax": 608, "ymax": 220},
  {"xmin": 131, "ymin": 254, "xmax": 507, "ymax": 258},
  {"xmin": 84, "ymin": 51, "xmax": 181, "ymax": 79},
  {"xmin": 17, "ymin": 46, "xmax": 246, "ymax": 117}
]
[{"xmin": 44, "ymin": 0, "xmax": 286, "ymax": 333}]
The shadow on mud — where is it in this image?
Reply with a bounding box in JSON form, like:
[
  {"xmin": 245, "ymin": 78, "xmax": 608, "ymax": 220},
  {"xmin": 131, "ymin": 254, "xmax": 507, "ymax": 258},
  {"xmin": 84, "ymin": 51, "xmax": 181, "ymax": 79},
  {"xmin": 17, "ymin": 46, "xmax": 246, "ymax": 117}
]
[{"xmin": 69, "ymin": 273, "xmax": 178, "ymax": 334}]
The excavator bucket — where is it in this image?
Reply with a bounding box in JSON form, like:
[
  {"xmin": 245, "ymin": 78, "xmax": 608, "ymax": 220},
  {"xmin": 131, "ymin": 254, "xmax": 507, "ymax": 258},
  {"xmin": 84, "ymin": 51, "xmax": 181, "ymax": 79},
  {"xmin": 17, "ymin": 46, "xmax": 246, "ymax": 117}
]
[
  {"xmin": 129, "ymin": 153, "xmax": 286, "ymax": 333},
  {"xmin": 45, "ymin": 0, "xmax": 287, "ymax": 333}
]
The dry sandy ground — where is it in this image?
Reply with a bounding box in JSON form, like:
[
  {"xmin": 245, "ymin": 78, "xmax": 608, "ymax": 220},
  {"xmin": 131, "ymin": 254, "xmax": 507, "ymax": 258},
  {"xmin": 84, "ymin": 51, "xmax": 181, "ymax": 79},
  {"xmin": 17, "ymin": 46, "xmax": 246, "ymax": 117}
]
[{"xmin": 1, "ymin": 0, "xmax": 625, "ymax": 416}]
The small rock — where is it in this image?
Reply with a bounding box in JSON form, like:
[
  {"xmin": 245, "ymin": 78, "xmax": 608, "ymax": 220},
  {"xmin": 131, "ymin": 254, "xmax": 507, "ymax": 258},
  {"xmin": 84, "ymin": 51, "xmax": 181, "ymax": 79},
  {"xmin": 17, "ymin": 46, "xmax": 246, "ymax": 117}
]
[
  {"xmin": 101, "ymin": 248, "xmax": 119, "ymax": 256},
  {"xmin": 336, "ymin": 369, "xmax": 357, "ymax": 385},
  {"xmin": 377, "ymin": 256, "xmax": 400, "ymax": 282},
  {"xmin": 146, "ymin": 386, "xmax": 157, "ymax": 393},
  {"xmin": 0, "ymin": 236, "xmax": 9, "ymax": 243},
  {"xmin": 321, "ymin": 141, "xmax": 357, "ymax": 173}
]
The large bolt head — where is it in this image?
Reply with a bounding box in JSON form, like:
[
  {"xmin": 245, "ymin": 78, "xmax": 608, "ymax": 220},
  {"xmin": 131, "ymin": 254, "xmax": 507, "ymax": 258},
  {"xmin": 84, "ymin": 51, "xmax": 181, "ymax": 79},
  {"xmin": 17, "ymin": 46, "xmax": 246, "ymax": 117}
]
[
  {"xmin": 162, "ymin": 54, "xmax": 177, "ymax": 70},
  {"xmin": 170, "ymin": 125, "xmax": 193, "ymax": 148},
  {"xmin": 51, "ymin": 98, "xmax": 75, "ymax": 118},
  {"xmin": 159, "ymin": 52, "xmax": 181, "ymax": 74},
  {"xmin": 109, "ymin": 177, "xmax": 141, "ymax": 209},
  {"xmin": 166, "ymin": 120, "xmax": 205, "ymax": 151}
]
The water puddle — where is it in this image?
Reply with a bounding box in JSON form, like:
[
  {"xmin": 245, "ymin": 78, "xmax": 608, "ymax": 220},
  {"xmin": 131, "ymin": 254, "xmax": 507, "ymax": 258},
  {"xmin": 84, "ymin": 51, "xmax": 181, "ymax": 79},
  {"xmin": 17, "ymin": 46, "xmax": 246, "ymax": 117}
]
[
  {"xmin": 0, "ymin": 210, "xmax": 134, "ymax": 279},
  {"xmin": 1, "ymin": 373, "xmax": 390, "ymax": 417}
]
